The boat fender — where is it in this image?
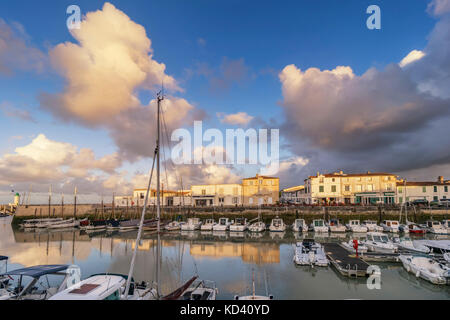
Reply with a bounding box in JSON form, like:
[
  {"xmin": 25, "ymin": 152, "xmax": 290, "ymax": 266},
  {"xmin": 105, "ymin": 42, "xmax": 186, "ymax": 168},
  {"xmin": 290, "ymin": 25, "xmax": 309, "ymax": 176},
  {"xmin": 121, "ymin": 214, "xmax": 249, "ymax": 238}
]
[
  {"xmin": 415, "ymin": 270, "xmax": 420, "ymax": 278},
  {"xmin": 406, "ymin": 265, "xmax": 411, "ymax": 272}
]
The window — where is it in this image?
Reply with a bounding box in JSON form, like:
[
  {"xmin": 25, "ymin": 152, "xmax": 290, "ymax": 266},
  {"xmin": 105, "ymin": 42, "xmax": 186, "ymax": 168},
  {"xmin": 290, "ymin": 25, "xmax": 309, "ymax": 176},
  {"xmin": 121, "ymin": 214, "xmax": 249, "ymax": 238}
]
[
  {"xmin": 423, "ymin": 186, "xmax": 427, "ymax": 193},
  {"xmin": 345, "ymin": 185, "xmax": 350, "ymax": 192},
  {"xmin": 268, "ymin": 197, "xmax": 273, "ymax": 204},
  {"xmin": 367, "ymin": 184, "xmax": 373, "ymax": 192},
  {"xmin": 219, "ymin": 197, "xmax": 224, "ymax": 203},
  {"xmin": 233, "ymin": 197, "xmax": 238, "ymax": 204},
  {"xmin": 140, "ymin": 193, "xmax": 144, "ymax": 199},
  {"xmin": 202, "ymin": 189, "xmax": 206, "ymax": 196},
  {"xmin": 249, "ymin": 197, "xmax": 253, "ymax": 204},
  {"xmin": 331, "ymin": 185, "xmax": 337, "ymax": 192},
  {"xmin": 319, "ymin": 186, "xmax": 324, "ymax": 193},
  {"xmin": 399, "ymin": 197, "xmax": 403, "ymax": 203},
  {"xmin": 357, "ymin": 177, "xmax": 362, "ymax": 181},
  {"xmin": 434, "ymin": 186, "xmax": 438, "ymax": 193},
  {"xmin": 445, "ymin": 186, "xmax": 448, "ymax": 192},
  {"xmin": 332, "ymin": 178, "xmax": 335, "ymax": 182},
  {"xmin": 398, "ymin": 187, "xmax": 403, "ymax": 194},
  {"xmin": 357, "ymin": 185, "xmax": 362, "ymax": 192},
  {"xmin": 434, "ymin": 196, "xmax": 438, "ymax": 201},
  {"xmin": 104, "ymin": 290, "xmax": 120, "ymax": 300}
]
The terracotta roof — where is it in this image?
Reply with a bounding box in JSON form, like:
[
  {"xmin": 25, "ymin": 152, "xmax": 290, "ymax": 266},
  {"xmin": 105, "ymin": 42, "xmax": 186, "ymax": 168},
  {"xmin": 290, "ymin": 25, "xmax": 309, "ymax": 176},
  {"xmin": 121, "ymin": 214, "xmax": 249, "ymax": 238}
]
[
  {"xmin": 243, "ymin": 176, "xmax": 279, "ymax": 180},
  {"xmin": 307, "ymin": 172, "xmax": 396, "ymax": 179},
  {"xmin": 396, "ymin": 181, "xmax": 450, "ymax": 187}
]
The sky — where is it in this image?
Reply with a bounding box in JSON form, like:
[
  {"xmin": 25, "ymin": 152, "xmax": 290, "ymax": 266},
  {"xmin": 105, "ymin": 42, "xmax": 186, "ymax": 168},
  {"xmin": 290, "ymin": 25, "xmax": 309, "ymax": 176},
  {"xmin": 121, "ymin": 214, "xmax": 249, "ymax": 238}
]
[{"xmin": 0, "ymin": 0, "xmax": 449, "ymax": 203}]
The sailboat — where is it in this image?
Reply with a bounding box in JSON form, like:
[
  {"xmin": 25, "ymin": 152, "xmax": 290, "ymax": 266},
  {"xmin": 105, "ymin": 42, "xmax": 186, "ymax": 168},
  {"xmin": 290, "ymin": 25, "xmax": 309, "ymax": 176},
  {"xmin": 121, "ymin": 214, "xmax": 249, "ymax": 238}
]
[
  {"xmin": 234, "ymin": 270, "xmax": 273, "ymax": 300},
  {"xmin": 249, "ymin": 205, "xmax": 266, "ymax": 232}
]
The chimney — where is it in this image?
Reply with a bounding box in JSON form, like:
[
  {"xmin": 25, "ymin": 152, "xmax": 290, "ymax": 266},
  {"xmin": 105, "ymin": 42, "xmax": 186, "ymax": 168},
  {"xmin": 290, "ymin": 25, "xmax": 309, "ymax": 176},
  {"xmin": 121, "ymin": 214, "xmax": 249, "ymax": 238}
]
[
  {"xmin": 317, "ymin": 172, "xmax": 320, "ymax": 177},
  {"xmin": 438, "ymin": 176, "xmax": 444, "ymax": 183},
  {"xmin": 339, "ymin": 170, "xmax": 343, "ymax": 175}
]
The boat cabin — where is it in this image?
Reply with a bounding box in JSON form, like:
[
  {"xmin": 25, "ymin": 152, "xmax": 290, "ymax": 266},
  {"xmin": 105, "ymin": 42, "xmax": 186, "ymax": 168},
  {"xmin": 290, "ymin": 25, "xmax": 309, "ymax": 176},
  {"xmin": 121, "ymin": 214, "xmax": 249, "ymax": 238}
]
[
  {"xmin": 234, "ymin": 218, "xmax": 248, "ymax": 225},
  {"xmin": 367, "ymin": 233, "xmax": 389, "ymax": 243},
  {"xmin": 313, "ymin": 220, "xmax": 325, "ymax": 227},
  {"xmin": 383, "ymin": 220, "xmax": 399, "ymax": 227},
  {"xmin": 218, "ymin": 218, "xmax": 229, "ymax": 225},
  {"xmin": 425, "ymin": 220, "xmax": 442, "ymax": 228},
  {"xmin": 349, "ymin": 220, "xmax": 361, "ymax": 226}
]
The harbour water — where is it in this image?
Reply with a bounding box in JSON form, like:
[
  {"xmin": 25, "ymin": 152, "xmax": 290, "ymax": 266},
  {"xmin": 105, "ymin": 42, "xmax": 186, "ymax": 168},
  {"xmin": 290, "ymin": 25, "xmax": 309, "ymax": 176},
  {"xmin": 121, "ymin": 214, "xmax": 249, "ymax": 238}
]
[{"xmin": 1, "ymin": 222, "xmax": 449, "ymax": 300}]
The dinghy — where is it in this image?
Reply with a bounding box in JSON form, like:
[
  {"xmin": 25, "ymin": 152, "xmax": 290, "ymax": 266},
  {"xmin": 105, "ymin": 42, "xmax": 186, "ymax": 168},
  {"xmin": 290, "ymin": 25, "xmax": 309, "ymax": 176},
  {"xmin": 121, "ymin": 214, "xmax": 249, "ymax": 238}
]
[
  {"xmin": 293, "ymin": 239, "xmax": 329, "ymax": 267},
  {"xmin": 399, "ymin": 255, "xmax": 450, "ymax": 285}
]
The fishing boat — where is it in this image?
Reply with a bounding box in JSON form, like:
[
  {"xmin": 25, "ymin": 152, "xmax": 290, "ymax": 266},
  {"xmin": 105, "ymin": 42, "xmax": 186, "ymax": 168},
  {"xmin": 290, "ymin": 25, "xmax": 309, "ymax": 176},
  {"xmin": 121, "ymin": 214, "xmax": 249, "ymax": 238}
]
[
  {"xmin": 213, "ymin": 217, "xmax": 231, "ymax": 231},
  {"xmin": 49, "ymin": 274, "xmax": 156, "ymax": 300},
  {"xmin": 341, "ymin": 239, "xmax": 368, "ymax": 254},
  {"xmin": 362, "ymin": 232, "xmax": 398, "ymax": 253},
  {"xmin": 381, "ymin": 220, "xmax": 400, "ymax": 233},
  {"xmin": 165, "ymin": 221, "xmax": 181, "ymax": 231},
  {"xmin": 181, "ymin": 218, "xmax": 202, "ymax": 231},
  {"xmin": 85, "ymin": 220, "xmax": 108, "ymax": 231},
  {"xmin": 424, "ymin": 220, "xmax": 448, "ymax": 235},
  {"xmin": 399, "ymin": 255, "xmax": 450, "ymax": 285},
  {"xmin": 229, "ymin": 218, "xmax": 249, "ymax": 232},
  {"xmin": 346, "ymin": 220, "xmax": 368, "ymax": 233},
  {"xmin": 362, "ymin": 220, "xmax": 383, "ymax": 232},
  {"xmin": 269, "ymin": 217, "xmax": 286, "ymax": 232},
  {"xmin": 0, "ymin": 265, "xmax": 73, "ymax": 300},
  {"xmin": 328, "ymin": 219, "xmax": 346, "ymax": 233},
  {"xmin": 248, "ymin": 221, "xmax": 266, "ymax": 232},
  {"xmin": 20, "ymin": 218, "xmax": 63, "ymax": 229},
  {"xmin": 292, "ymin": 219, "xmax": 308, "ymax": 233},
  {"xmin": 310, "ymin": 219, "xmax": 328, "ymax": 233},
  {"xmin": 393, "ymin": 238, "xmax": 430, "ymax": 254},
  {"xmin": 200, "ymin": 219, "xmax": 215, "ymax": 231},
  {"xmin": 293, "ymin": 239, "xmax": 329, "ymax": 267}
]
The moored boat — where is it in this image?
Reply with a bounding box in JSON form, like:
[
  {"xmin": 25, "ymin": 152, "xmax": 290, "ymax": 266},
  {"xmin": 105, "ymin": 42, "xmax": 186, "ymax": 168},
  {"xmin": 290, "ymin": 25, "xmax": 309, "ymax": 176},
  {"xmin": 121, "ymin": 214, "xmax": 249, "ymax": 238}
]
[
  {"xmin": 229, "ymin": 218, "xmax": 249, "ymax": 232},
  {"xmin": 181, "ymin": 218, "xmax": 202, "ymax": 231},
  {"xmin": 200, "ymin": 219, "xmax": 215, "ymax": 231},
  {"xmin": 213, "ymin": 218, "xmax": 231, "ymax": 231},
  {"xmin": 248, "ymin": 221, "xmax": 266, "ymax": 233},
  {"xmin": 381, "ymin": 220, "xmax": 400, "ymax": 233},
  {"xmin": 293, "ymin": 239, "xmax": 329, "ymax": 267},
  {"xmin": 362, "ymin": 232, "xmax": 398, "ymax": 253},
  {"xmin": 346, "ymin": 220, "xmax": 368, "ymax": 233},
  {"xmin": 310, "ymin": 219, "xmax": 328, "ymax": 233},
  {"xmin": 328, "ymin": 219, "xmax": 346, "ymax": 233},
  {"xmin": 362, "ymin": 220, "xmax": 383, "ymax": 232},
  {"xmin": 399, "ymin": 255, "xmax": 450, "ymax": 285},
  {"xmin": 269, "ymin": 217, "xmax": 286, "ymax": 232},
  {"xmin": 292, "ymin": 219, "xmax": 308, "ymax": 233}
]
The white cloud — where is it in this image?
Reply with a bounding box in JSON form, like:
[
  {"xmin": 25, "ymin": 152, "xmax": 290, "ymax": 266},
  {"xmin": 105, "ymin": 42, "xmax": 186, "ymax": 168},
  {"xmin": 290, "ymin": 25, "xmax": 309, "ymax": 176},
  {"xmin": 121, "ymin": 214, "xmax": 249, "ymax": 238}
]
[
  {"xmin": 399, "ymin": 50, "xmax": 426, "ymax": 68},
  {"xmin": 427, "ymin": 0, "xmax": 450, "ymax": 16},
  {"xmin": 218, "ymin": 112, "xmax": 254, "ymax": 126}
]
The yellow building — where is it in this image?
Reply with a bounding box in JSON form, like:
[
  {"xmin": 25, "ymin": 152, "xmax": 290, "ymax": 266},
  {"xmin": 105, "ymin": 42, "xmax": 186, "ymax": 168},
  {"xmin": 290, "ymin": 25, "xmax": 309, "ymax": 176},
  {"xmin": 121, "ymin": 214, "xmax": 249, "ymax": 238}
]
[{"xmin": 242, "ymin": 174, "xmax": 279, "ymax": 205}]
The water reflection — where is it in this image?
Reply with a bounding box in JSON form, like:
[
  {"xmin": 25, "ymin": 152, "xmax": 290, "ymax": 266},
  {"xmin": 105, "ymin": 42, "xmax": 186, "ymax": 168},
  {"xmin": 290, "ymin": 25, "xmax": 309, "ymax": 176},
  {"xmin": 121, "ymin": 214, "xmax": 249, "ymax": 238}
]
[{"xmin": 1, "ymin": 223, "xmax": 449, "ymax": 300}]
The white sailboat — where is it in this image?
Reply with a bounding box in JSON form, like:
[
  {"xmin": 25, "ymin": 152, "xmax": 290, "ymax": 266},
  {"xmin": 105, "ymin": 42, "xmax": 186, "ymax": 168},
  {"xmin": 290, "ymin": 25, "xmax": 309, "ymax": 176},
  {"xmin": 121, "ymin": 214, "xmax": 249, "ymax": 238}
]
[
  {"xmin": 249, "ymin": 204, "xmax": 266, "ymax": 232},
  {"xmin": 234, "ymin": 270, "xmax": 273, "ymax": 300}
]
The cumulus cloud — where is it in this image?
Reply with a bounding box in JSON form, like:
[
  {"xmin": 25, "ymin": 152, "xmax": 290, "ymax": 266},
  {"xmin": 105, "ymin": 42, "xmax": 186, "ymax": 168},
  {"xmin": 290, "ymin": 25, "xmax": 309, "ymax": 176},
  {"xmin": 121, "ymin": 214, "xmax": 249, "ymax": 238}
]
[
  {"xmin": 278, "ymin": 4, "xmax": 450, "ymax": 180},
  {"xmin": 40, "ymin": 3, "xmax": 179, "ymax": 126},
  {"xmin": 399, "ymin": 50, "xmax": 426, "ymax": 68},
  {"xmin": 217, "ymin": 112, "xmax": 254, "ymax": 126},
  {"xmin": 427, "ymin": 0, "xmax": 450, "ymax": 16},
  {"xmin": 0, "ymin": 19, "xmax": 46, "ymax": 75},
  {"xmin": 0, "ymin": 134, "xmax": 123, "ymax": 193}
]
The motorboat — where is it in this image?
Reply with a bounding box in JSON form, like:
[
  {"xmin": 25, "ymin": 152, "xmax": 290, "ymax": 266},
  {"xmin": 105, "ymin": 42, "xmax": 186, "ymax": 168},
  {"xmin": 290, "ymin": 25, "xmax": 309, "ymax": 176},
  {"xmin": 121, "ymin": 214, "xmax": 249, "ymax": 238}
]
[
  {"xmin": 0, "ymin": 256, "xmax": 8, "ymax": 288},
  {"xmin": 362, "ymin": 220, "xmax": 383, "ymax": 232},
  {"xmin": 229, "ymin": 218, "xmax": 249, "ymax": 232},
  {"xmin": 0, "ymin": 265, "xmax": 73, "ymax": 300},
  {"xmin": 341, "ymin": 239, "xmax": 368, "ymax": 254},
  {"xmin": 248, "ymin": 221, "xmax": 266, "ymax": 233},
  {"xmin": 181, "ymin": 218, "xmax": 202, "ymax": 231},
  {"xmin": 403, "ymin": 223, "xmax": 427, "ymax": 234},
  {"xmin": 399, "ymin": 224, "xmax": 410, "ymax": 234},
  {"xmin": 399, "ymin": 255, "xmax": 450, "ymax": 285},
  {"xmin": 180, "ymin": 279, "xmax": 218, "ymax": 300},
  {"xmin": 393, "ymin": 237, "xmax": 430, "ymax": 254},
  {"xmin": 424, "ymin": 220, "xmax": 448, "ymax": 235},
  {"xmin": 200, "ymin": 219, "xmax": 215, "ymax": 231},
  {"xmin": 327, "ymin": 219, "xmax": 346, "ymax": 233},
  {"xmin": 413, "ymin": 240, "xmax": 450, "ymax": 255},
  {"xmin": 310, "ymin": 219, "xmax": 328, "ymax": 233},
  {"xmin": 442, "ymin": 220, "xmax": 450, "ymax": 232},
  {"xmin": 293, "ymin": 239, "xmax": 329, "ymax": 267},
  {"xmin": 292, "ymin": 219, "xmax": 308, "ymax": 233},
  {"xmin": 165, "ymin": 221, "xmax": 181, "ymax": 231},
  {"xmin": 269, "ymin": 217, "xmax": 286, "ymax": 232},
  {"xmin": 213, "ymin": 218, "xmax": 231, "ymax": 231},
  {"xmin": 49, "ymin": 274, "xmax": 156, "ymax": 300},
  {"xmin": 346, "ymin": 220, "xmax": 368, "ymax": 233},
  {"xmin": 362, "ymin": 232, "xmax": 398, "ymax": 253},
  {"xmin": 381, "ymin": 220, "xmax": 400, "ymax": 233}
]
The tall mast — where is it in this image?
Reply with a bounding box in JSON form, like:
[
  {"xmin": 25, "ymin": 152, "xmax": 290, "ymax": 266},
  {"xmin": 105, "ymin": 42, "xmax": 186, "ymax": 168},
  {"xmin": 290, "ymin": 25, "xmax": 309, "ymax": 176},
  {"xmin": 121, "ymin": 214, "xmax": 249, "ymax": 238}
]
[{"xmin": 156, "ymin": 91, "xmax": 164, "ymax": 298}]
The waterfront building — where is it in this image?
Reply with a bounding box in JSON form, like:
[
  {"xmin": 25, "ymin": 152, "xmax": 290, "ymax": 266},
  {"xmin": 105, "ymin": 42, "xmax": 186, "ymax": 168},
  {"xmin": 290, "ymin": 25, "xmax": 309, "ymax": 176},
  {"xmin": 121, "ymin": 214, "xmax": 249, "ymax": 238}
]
[
  {"xmin": 301, "ymin": 171, "xmax": 397, "ymax": 205},
  {"xmin": 396, "ymin": 176, "xmax": 450, "ymax": 203},
  {"xmin": 280, "ymin": 186, "xmax": 305, "ymax": 204},
  {"xmin": 190, "ymin": 184, "xmax": 242, "ymax": 206},
  {"xmin": 242, "ymin": 174, "xmax": 279, "ymax": 206},
  {"xmin": 132, "ymin": 189, "xmax": 192, "ymax": 207}
]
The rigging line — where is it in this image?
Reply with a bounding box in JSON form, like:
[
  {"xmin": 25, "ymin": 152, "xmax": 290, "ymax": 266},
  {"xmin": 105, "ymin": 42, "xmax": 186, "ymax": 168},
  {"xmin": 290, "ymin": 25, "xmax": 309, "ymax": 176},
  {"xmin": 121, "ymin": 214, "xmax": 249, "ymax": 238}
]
[{"xmin": 124, "ymin": 147, "xmax": 157, "ymax": 299}]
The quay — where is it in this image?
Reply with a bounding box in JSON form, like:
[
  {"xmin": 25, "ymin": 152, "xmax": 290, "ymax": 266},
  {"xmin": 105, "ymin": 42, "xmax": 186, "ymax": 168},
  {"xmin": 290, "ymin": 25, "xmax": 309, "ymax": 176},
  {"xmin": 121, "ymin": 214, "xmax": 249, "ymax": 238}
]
[{"xmin": 323, "ymin": 243, "xmax": 371, "ymax": 278}]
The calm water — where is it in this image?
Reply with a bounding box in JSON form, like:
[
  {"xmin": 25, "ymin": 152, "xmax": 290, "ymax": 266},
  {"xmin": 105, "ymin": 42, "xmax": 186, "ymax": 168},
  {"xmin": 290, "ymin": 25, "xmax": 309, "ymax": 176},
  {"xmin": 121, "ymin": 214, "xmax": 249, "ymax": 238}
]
[{"xmin": 1, "ymin": 221, "xmax": 449, "ymax": 300}]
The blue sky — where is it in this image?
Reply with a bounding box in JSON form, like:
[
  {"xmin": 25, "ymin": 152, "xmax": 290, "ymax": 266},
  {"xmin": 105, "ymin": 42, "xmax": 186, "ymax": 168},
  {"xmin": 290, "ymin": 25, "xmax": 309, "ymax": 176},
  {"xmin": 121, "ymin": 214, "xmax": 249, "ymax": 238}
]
[{"xmin": 0, "ymin": 0, "xmax": 449, "ymax": 201}]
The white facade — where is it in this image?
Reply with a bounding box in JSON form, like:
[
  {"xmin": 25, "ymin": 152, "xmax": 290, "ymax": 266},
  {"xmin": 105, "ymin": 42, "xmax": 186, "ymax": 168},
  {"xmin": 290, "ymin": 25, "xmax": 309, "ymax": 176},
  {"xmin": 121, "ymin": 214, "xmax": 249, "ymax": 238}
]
[
  {"xmin": 396, "ymin": 181, "xmax": 450, "ymax": 203},
  {"xmin": 191, "ymin": 184, "xmax": 242, "ymax": 206}
]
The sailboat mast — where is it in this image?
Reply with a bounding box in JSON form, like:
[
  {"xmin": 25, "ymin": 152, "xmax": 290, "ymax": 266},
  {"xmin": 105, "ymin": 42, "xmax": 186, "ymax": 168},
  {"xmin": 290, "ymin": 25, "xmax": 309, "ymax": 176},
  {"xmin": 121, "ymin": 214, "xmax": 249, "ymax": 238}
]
[{"xmin": 156, "ymin": 91, "xmax": 163, "ymax": 298}]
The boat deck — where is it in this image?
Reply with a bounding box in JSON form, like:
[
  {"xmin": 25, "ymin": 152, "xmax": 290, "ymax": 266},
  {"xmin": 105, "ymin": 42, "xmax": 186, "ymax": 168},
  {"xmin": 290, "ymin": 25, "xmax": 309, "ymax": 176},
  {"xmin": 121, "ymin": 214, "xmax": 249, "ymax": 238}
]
[{"xmin": 323, "ymin": 243, "xmax": 371, "ymax": 278}]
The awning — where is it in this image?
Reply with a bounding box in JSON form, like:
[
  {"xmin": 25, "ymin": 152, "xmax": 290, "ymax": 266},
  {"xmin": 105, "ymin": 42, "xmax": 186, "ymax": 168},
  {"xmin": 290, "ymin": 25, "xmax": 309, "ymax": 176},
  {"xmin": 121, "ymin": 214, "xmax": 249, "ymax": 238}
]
[{"xmin": 3, "ymin": 265, "xmax": 69, "ymax": 278}]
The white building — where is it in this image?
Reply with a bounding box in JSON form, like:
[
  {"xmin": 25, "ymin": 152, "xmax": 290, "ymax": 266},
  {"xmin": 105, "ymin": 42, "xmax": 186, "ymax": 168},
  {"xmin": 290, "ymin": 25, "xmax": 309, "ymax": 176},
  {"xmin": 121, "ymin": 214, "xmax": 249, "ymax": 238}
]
[
  {"xmin": 132, "ymin": 189, "xmax": 192, "ymax": 207},
  {"xmin": 191, "ymin": 184, "xmax": 242, "ymax": 207},
  {"xmin": 396, "ymin": 176, "xmax": 450, "ymax": 203}
]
